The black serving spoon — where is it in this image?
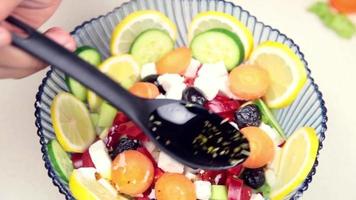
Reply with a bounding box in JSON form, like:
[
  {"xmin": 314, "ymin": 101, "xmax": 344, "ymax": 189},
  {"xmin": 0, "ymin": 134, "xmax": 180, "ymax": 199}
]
[{"xmin": 6, "ymin": 16, "xmax": 249, "ymax": 170}]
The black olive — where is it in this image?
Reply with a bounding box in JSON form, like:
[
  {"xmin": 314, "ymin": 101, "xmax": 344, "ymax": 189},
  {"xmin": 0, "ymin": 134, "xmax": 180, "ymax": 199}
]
[
  {"xmin": 235, "ymin": 104, "xmax": 261, "ymax": 129},
  {"xmin": 141, "ymin": 74, "xmax": 166, "ymax": 94},
  {"xmin": 110, "ymin": 138, "xmax": 140, "ymax": 159},
  {"xmin": 240, "ymin": 168, "xmax": 265, "ymax": 189},
  {"xmin": 182, "ymin": 87, "xmax": 207, "ymax": 106}
]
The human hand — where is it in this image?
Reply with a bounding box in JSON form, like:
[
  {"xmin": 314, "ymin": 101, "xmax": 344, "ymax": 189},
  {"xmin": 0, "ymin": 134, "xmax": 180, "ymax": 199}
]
[{"xmin": 0, "ymin": 0, "xmax": 76, "ymax": 79}]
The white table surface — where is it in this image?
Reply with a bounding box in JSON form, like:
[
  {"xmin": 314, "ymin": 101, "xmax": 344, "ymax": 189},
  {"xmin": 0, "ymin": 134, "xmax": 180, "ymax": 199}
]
[{"xmin": 1, "ymin": 0, "xmax": 355, "ymax": 199}]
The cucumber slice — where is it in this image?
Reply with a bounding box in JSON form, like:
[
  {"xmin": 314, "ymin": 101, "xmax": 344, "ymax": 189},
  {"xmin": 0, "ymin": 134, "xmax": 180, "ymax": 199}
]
[
  {"xmin": 67, "ymin": 46, "xmax": 102, "ymax": 101},
  {"xmin": 130, "ymin": 29, "xmax": 174, "ymax": 66},
  {"xmin": 210, "ymin": 185, "xmax": 228, "ymax": 200},
  {"xmin": 90, "ymin": 113, "xmax": 99, "ymax": 127},
  {"xmin": 97, "ymin": 102, "xmax": 117, "ymax": 128},
  {"xmin": 47, "ymin": 140, "xmax": 73, "ymax": 182},
  {"xmin": 254, "ymin": 99, "xmax": 286, "ymax": 139},
  {"xmin": 190, "ymin": 28, "xmax": 244, "ymax": 71}
]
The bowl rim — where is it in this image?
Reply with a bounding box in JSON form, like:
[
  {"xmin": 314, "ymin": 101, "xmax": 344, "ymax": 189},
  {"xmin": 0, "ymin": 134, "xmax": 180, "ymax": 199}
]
[{"xmin": 34, "ymin": 0, "xmax": 328, "ymax": 199}]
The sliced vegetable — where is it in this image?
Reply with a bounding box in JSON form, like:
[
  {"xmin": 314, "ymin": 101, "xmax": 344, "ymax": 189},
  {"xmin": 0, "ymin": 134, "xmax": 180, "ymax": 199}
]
[
  {"xmin": 228, "ymin": 64, "xmax": 270, "ymax": 100},
  {"xmin": 97, "ymin": 102, "xmax": 117, "ymax": 128},
  {"xmin": 226, "ymin": 176, "xmax": 243, "ymax": 200},
  {"xmin": 89, "ymin": 113, "xmax": 99, "ymax": 127},
  {"xmin": 254, "ymin": 99, "xmax": 286, "ymax": 139},
  {"xmin": 256, "ymin": 182, "xmax": 271, "ymax": 198},
  {"xmin": 190, "ymin": 28, "xmax": 244, "ymax": 70},
  {"xmin": 309, "ymin": 2, "xmax": 355, "ymax": 38},
  {"xmin": 241, "ymin": 127, "xmax": 275, "ymax": 169},
  {"xmin": 129, "ymin": 82, "xmax": 160, "ymax": 99},
  {"xmin": 155, "ymin": 173, "xmax": 196, "ymax": 200},
  {"xmin": 330, "ymin": 0, "xmax": 356, "ymax": 13},
  {"xmin": 211, "ymin": 185, "xmax": 228, "ymax": 200},
  {"xmin": 130, "ymin": 29, "xmax": 175, "ymax": 66},
  {"xmin": 112, "ymin": 150, "xmax": 154, "ymax": 196},
  {"xmin": 156, "ymin": 47, "xmax": 192, "ymax": 75},
  {"xmin": 66, "ymin": 46, "xmax": 102, "ymax": 101},
  {"xmin": 47, "ymin": 140, "xmax": 74, "ymax": 182}
]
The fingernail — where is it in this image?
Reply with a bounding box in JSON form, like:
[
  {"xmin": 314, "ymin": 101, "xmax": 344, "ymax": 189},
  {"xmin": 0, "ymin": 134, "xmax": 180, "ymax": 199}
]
[{"xmin": 0, "ymin": 27, "xmax": 11, "ymax": 47}]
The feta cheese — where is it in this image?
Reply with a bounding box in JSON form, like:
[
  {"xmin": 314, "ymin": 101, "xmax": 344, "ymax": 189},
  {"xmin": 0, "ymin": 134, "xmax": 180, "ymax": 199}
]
[
  {"xmin": 185, "ymin": 58, "xmax": 201, "ymax": 78},
  {"xmin": 198, "ymin": 61, "xmax": 228, "ymax": 78},
  {"xmin": 148, "ymin": 189, "xmax": 156, "ymax": 199},
  {"xmin": 89, "ymin": 140, "xmax": 112, "ymax": 180},
  {"xmin": 185, "ymin": 171, "xmax": 197, "ymax": 180},
  {"xmin": 259, "ymin": 122, "xmax": 284, "ymax": 146},
  {"xmin": 158, "ymin": 151, "xmax": 184, "ymax": 173},
  {"xmin": 194, "ymin": 76, "xmax": 219, "ymax": 100},
  {"xmin": 140, "ymin": 62, "xmax": 157, "ymax": 79},
  {"xmin": 251, "ymin": 193, "xmax": 265, "ymax": 200},
  {"xmin": 218, "ymin": 76, "xmax": 240, "ymax": 100},
  {"xmin": 165, "ymin": 84, "xmax": 186, "ymax": 100},
  {"xmin": 157, "ymin": 74, "xmax": 185, "ymax": 91},
  {"xmin": 194, "ymin": 181, "xmax": 212, "ymax": 200}
]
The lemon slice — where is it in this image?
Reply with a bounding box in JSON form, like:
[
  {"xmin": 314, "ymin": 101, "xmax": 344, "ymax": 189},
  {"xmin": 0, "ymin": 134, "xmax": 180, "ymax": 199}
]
[
  {"xmin": 51, "ymin": 92, "xmax": 96, "ymax": 153},
  {"xmin": 87, "ymin": 54, "xmax": 140, "ymax": 112},
  {"xmin": 99, "ymin": 54, "xmax": 140, "ymax": 89},
  {"xmin": 188, "ymin": 11, "xmax": 254, "ymax": 59},
  {"xmin": 69, "ymin": 168, "xmax": 119, "ymax": 200},
  {"xmin": 270, "ymin": 127, "xmax": 319, "ymax": 200},
  {"xmin": 249, "ymin": 41, "xmax": 307, "ymax": 108},
  {"xmin": 110, "ymin": 10, "xmax": 177, "ymax": 55}
]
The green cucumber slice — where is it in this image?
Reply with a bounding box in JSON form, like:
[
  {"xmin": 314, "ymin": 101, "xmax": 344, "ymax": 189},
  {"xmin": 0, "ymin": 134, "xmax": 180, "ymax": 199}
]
[
  {"xmin": 210, "ymin": 185, "xmax": 228, "ymax": 200},
  {"xmin": 67, "ymin": 46, "xmax": 102, "ymax": 101},
  {"xmin": 47, "ymin": 140, "xmax": 73, "ymax": 182},
  {"xmin": 97, "ymin": 102, "xmax": 117, "ymax": 128},
  {"xmin": 190, "ymin": 28, "xmax": 244, "ymax": 71},
  {"xmin": 130, "ymin": 29, "xmax": 174, "ymax": 66},
  {"xmin": 254, "ymin": 99, "xmax": 286, "ymax": 139},
  {"xmin": 90, "ymin": 113, "xmax": 99, "ymax": 127}
]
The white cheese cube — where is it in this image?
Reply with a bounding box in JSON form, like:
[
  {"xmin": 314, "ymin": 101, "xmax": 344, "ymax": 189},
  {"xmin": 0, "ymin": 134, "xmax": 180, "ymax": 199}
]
[
  {"xmin": 198, "ymin": 61, "xmax": 228, "ymax": 78},
  {"xmin": 251, "ymin": 193, "xmax": 265, "ymax": 200},
  {"xmin": 89, "ymin": 140, "xmax": 112, "ymax": 180},
  {"xmin": 140, "ymin": 63, "xmax": 157, "ymax": 79},
  {"xmin": 185, "ymin": 58, "xmax": 201, "ymax": 78},
  {"xmin": 218, "ymin": 76, "xmax": 240, "ymax": 100},
  {"xmin": 157, "ymin": 74, "xmax": 185, "ymax": 92},
  {"xmin": 158, "ymin": 151, "xmax": 184, "ymax": 173},
  {"xmin": 194, "ymin": 181, "xmax": 212, "ymax": 200},
  {"xmin": 194, "ymin": 76, "xmax": 219, "ymax": 100},
  {"xmin": 148, "ymin": 189, "xmax": 156, "ymax": 199},
  {"xmin": 165, "ymin": 84, "xmax": 186, "ymax": 100}
]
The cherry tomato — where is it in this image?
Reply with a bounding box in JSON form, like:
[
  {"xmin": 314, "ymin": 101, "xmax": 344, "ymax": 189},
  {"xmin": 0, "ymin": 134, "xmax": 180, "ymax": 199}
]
[
  {"xmin": 241, "ymin": 127, "xmax": 275, "ymax": 168},
  {"xmin": 155, "ymin": 173, "xmax": 196, "ymax": 200},
  {"xmin": 330, "ymin": 0, "xmax": 356, "ymax": 13},
  {"xmin": 112, "ymin": 150, "xmax": 154, "ymax": 196}
]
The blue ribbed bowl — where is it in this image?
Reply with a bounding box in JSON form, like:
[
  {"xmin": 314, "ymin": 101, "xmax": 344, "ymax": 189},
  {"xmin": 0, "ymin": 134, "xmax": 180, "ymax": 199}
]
[{"xmin": 34, "ymin": 0, "xmax": 327, "ymax": 199}]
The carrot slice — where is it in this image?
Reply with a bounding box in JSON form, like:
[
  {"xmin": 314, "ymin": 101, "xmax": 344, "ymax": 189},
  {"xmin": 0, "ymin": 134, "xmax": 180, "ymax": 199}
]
[
  {"xmin": 241, "ymin": 127, "xmax": 275, "ymax": 168},
  {"xmin": 156, "ymin": 47, "xmax": 192, "ymax": 75},
  {"xmin": 229, "ymin": 64, "xmax": 270, "ymax": 100},
  {"xmin": 129, "ymin": 82, "xmax": 160, "ymax": 99}
]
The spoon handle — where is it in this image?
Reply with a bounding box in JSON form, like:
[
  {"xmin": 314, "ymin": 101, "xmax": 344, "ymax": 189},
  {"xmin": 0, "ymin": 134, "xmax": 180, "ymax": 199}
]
[{"xmin": 6, "ymin": 16, "xmax": 141, "ymax": 118}]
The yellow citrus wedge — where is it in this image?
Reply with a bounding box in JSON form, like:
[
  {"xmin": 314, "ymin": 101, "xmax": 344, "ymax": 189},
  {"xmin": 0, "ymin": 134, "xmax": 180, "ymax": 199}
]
[
  {"xmin": 110, "ymin": 10, "xmax": 177, "ymax": 56},
  {"xmin": 51, "ymin": 92, "xmax": 96, "ymax": 153},
  {"xmin": 69, "ymin": 168, "xmax": 122, "ymax": 200},
  {"xmin": 188, "ymin": 11, "xmax": 254, "ymax": 59},
  {"xmin": 249, "ymin": 41, "xmax": 307, "ymax": 108},
  {"xmin": 270, "ymin": 127, "xmax": 319, "ymax": 200}
]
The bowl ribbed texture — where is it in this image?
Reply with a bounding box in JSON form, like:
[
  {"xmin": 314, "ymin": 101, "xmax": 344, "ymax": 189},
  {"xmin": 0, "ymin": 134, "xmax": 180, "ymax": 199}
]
[{"xmin": 34, "ymin": 0, "xmax": 328, "ymax": 199}]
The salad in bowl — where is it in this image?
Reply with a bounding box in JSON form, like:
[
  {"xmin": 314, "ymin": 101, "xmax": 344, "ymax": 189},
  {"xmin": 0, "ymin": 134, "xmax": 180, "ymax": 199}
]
[{"xmin": 35, "ymin": 0, "xmax": 327, "ymax": 200}]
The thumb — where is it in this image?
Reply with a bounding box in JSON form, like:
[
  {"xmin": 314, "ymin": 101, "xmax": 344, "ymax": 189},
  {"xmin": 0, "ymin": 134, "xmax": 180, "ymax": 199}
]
[
  {"xmin": 44, "ymin": 27, "xmax": 76, "ymax": 51},
  {"xmin": 0, "ymin": 26, "xmax": 11, "ymax": 47}
]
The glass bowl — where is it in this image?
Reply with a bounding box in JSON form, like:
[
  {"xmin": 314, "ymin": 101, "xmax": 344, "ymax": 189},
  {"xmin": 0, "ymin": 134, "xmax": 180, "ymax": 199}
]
[{"xmin": 34, "ymin": 0, "xmax": 328, "ymax": 199}]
